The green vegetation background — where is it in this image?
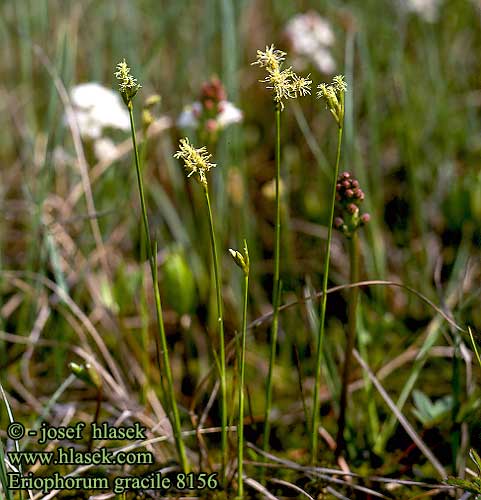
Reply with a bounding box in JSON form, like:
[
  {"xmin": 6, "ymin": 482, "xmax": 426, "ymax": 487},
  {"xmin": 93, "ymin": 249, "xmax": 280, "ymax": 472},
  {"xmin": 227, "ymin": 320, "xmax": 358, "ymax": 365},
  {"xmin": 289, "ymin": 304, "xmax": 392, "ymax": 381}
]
[{"xmin": 1, "ymin": 0, "xmax": 481, "ymax": 496}]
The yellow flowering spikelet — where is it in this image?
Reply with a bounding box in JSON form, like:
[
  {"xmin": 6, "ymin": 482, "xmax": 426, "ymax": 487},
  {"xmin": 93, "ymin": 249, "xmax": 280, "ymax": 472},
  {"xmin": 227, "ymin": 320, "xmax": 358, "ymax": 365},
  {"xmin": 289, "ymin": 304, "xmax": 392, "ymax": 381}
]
[
  {"xmin": 114, "ymin": 59, "xmax": 142, "ymax": 106},
  {"xmin": 252, "ymin": 44, "xmax": 311, "ymax": 110},
  {"xmin": 317, "ymin": 75, "xmax": 347, "ymax": 125},
  {"xmin": 174, "ymin": 137, "xmax": 216, "ymax": 186}
]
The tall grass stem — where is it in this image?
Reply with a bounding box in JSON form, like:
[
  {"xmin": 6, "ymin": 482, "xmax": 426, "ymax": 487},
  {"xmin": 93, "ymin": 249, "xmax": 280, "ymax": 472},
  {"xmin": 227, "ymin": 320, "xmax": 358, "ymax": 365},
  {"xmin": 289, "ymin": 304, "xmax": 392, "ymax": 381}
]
[
  {"xmin": 263, "ymin": 105, "xmax": 282, "ymax": 459},
  {"xmin": 311, "ymin": 107, "xmax": 344, "ymax": 464},
  {"xmin": 202, "ymin": 182, "xmax": 228, "ymax": 481},
  {"xmin": 127, "ymin": 104, "xmax": 189, "ymax": 473},
  {"xmin": 237, "ymin": 246, "xmax": 249, "ymax": 498}
]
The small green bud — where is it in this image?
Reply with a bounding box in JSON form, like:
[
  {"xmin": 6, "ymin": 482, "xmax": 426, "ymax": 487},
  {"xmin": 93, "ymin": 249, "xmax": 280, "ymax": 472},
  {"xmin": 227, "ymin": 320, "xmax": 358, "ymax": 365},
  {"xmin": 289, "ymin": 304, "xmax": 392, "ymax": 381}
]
[
  {"xmin": 229, "ymin": 239, "xmax": 249, "ymax": 275},
  {"xmin": 69, "ymin": 362, "xmax": 101, "ymax": 389},
  {"xmin": 229, "ymin": 249, "xmax": 245, "ymax": 267}
]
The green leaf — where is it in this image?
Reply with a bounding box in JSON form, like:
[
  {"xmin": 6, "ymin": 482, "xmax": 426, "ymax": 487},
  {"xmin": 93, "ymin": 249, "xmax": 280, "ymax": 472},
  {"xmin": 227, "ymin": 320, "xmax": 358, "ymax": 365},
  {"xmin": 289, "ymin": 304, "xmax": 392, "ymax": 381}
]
[
  {"xmin": 0, "ymin": 437, "xmax": 13, "ymax": 500},
  {"xmin": 162, "ymin": 246, "xmax": 197, "ymax": 316},
  {"xmin": 412, "ymin": 389, "xmax": 434, "ymax": 423},
  {"xmin": 471, "ymin": 448, "xmax": 481, "ymax": 475},
  {"xmin": 445, "ymin": 477, "xmax": 481, "ymax": 494}
]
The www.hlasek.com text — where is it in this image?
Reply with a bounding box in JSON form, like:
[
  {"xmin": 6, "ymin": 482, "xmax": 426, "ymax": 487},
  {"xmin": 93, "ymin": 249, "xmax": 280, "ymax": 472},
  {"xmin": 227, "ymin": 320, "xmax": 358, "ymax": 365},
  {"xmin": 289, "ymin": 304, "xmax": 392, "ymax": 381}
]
[{"xmin": 8, "ymin": 446, "xmax": 153, "ymax": 466}]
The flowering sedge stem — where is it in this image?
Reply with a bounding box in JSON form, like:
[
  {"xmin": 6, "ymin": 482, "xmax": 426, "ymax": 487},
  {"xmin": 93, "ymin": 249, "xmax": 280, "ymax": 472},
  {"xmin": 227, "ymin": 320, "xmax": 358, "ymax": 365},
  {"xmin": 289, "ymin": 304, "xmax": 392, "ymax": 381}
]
[
  {"xmin": 127, "ymin": 104, "xmax": 189, "ymax": 474},
  {"xmin": 336, "ymin": 230, "xmax": 359, "ymax": 458},
  {"xmin": 263, "ymin": 104, "xmax": 281, "ymax": 461},
  {"xmin": 202, "ymin": 181, "xmax": 227, "ymax": 482},
  {"xmin": 237, "ymin": 251, "xmax": 249, "ymax": 499},
  {"xmin": 311, "ymin": 105, "xmax": 344, "ymax": 464},
  {"xmin": 139, "ymin": 140, "xmax": 150, "ymax": 404}
]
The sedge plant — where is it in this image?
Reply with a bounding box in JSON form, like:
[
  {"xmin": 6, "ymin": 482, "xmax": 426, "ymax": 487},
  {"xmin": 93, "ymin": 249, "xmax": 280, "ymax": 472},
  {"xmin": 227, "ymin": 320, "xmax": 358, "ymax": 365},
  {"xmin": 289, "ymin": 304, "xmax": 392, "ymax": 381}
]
[
  {"xmin": 115, "ymin": 60, "xmax": 189, "ymax": 473},
  {"xmin": 229, "ymin": 241, "xmax": 250, "ymax": 499},
  {"xmin": 252, "ymin": 44, "xmax": 311, "ymax": 460},
  {"xmin": 311, "ymin": 76, "xmax": 347, "ymax": 464},
  {"xmin": 173, "ymin": 137, "xmax": 228, "ymax": 480},
  {"xmin": 139, "ymin": 94, "xmax": 161, "ymax": 403},
  {"xmin": 332, "ymin": 172, "xmax": 370, "ymax": 457}
]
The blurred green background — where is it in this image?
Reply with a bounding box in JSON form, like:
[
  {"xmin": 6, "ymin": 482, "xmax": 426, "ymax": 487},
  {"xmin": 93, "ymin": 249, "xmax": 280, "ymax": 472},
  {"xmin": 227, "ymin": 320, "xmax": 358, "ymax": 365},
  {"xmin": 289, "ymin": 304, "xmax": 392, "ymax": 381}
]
[{"xmin": 1, "ymin": 0, "xmax": 481, "ymax": 492}]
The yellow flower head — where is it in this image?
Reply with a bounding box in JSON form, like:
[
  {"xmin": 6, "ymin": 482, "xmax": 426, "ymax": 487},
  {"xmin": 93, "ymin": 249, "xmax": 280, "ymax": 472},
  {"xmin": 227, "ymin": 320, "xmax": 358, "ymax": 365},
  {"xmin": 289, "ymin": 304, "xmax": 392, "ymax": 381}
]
[
  {"xmin": 317, "ymin": 75, "xmax": 347, "ymax": 125},
  {"xmin": 291, "ymin": 74, "xmax": 313, "ymax": 97},
  {"xmin": 253, "ymin": 44, "xmax": 311, "ymax": 111},
  {"xmin": 252, "ymin": 44, "xmax": 286, "ymax": 71},
  {"xmin": 333, "ymin": 75, "xmax": 347, "ymax": 93},
  {"xmin": 114, "ymin": 59, "xmax": 141, "ymax": 106},
  {"xmin": 174, "ymin": 137, "xmax": 216, "ymax": 186},
  {"xmin": 262, "ymin": 67, "xmax": 295, "ymax": 104}
]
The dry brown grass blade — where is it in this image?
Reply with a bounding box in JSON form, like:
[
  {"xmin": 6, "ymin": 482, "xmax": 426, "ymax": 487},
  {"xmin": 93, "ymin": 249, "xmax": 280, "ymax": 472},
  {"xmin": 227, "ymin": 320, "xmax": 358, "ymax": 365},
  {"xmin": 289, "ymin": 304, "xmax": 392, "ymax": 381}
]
[
  {"xmin": 269, "ymin": 478, "xmax": 315, "ymax": 499},
  {"xmin": 325, "ymin": 486, "xmax": 351, "ymax": 499},
  {"xmin": 2, "ymin": 271, "xmax": 127, "ymax": 396},
  {"xmin": 244, "ymin": 477, "xmax": 280, "ymax": 499},
  {"xmin": 21, "ymin": 299, "xmax": 50, "ymax": 388}
]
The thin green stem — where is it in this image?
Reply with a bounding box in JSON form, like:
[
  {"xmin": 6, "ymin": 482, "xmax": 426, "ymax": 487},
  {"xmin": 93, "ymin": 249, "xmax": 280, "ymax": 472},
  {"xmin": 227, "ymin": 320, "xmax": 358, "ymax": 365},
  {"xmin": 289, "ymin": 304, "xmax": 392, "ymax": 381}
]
[
  {"xmin": 139, "ymin": 137, "xmax": 150, "ymax": 403},
  {"xmin": 469, "ymin": 327, "xmax": 481, "ymax": 369},
  {"xmin": 202, "ymin": 182, "xmax": 227, "ymax": 482},
  {"xmin": 336, "ymin": 231, "xmax": 359, "ymax": 458},
  {"xmin": 263, "ymin": 105, "xmax": 281, "ymax": 459},
  {"xmin": 311, "ymin": 109, "xmax": 344, "ymax": 464},
  {"xmin": 128, "ymin": 104, "xmax": 189, "ymax": 474},
  {"xmin": 128, "ymin": 105, "xmax": 152, "ymax": 253},
  {"xmin": 238, "ymin": 269, "xmax": 249, "ymax": 499}
]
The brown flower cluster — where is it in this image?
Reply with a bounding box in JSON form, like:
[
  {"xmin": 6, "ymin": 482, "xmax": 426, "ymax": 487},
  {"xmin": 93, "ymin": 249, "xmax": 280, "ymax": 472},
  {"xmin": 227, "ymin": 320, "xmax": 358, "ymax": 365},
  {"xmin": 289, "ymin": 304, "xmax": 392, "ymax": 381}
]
[{"xmin": 334, "ymin": 172, "xmax": 370, "ymax": 237}]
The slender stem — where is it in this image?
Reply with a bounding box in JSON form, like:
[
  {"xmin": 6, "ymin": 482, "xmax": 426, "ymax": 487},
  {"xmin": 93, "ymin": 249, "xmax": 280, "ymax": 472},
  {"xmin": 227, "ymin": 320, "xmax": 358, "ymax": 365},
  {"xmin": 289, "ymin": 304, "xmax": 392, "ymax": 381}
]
[
  {"xmin": 238, "ymin": 270, "xmax": 249, "ymax": 499},
  {"xmin": 469, "ymin": 327, "xmax": 481, "ymax": 369},
  {"xmin": 139, "ymin": 224, "xmax": 150, "ymax": 403},
  {"xmin": 202, "ymin": 182, "xmax": 227, "ymax": 481},
  {"xmin": 128, "ymin": 104, "xmax": 152, "ymax": 255},
  {"xmin": 128, "ymin": 104, "xmax": 189, "ymax": 474},
  {"xmin": 139, "ymin": 138, "xmax": 150, "ymax": 403},
  {"xmin": 311, "ymin": 108, "xmax": 344, "ymax": 464},
  {"xmin": 263, "ymin": 104, "xmax": 281, "ymax": 458},
  {"xmin": 336, "ymin": 231, "xmax": 359, "ymax": 458}
]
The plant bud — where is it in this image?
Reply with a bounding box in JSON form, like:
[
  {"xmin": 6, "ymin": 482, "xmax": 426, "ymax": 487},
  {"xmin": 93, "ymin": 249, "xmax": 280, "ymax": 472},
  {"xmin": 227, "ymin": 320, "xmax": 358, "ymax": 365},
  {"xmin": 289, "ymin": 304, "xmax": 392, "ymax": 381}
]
[
  {"xmin": 347, "ymin": 203, "xmax": 358, "ymax": 214},
  {"xmin": 361, "ymin": 213, "xmax": 370, "ymax": 224},
  {"xmin": 229, "ymin": 240, "xmax": 249, "ymax": 275},
  {"xmin": 69, "ymin": 362, "xmax": 101, "ymax": 389}
]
